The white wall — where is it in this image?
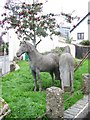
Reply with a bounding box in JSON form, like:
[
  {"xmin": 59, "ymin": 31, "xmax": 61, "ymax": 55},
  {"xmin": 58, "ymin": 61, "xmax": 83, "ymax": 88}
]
[
  {"xmin": 70, "ymin": 17, "xmax": 88, "ymax": 44},
  {"xmin": 8, "ymin": 30, "xmax": 20, "ymax": 61}
]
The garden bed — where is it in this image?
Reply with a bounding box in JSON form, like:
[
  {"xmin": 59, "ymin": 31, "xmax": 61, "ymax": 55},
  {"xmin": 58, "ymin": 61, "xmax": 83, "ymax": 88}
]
[{"xmin": 1, "ymin": 60, "xmax": 89, "ymax": 119}]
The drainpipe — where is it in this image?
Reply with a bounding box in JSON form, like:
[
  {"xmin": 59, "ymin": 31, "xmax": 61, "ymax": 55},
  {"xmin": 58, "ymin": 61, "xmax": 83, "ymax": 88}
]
[{"xmin": 88, "ymin": 1, "xmax": 90, "ymax": 40}]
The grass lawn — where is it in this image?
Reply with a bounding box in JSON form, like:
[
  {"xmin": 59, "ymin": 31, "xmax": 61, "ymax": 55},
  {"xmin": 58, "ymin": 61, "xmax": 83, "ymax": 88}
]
[{"xmin": 1, "ymin": 59, "xmax": 89, "ymax": 119}]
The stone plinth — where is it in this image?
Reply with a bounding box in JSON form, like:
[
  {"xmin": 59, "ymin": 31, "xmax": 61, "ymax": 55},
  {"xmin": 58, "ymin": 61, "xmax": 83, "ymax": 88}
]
[
  {"xmin": 46, "ymin": 87, "xmax": 64, "ymax": 119},
  {"xmin": 82, "ymin": 74, "xmax": 90, "ymax": 94}
]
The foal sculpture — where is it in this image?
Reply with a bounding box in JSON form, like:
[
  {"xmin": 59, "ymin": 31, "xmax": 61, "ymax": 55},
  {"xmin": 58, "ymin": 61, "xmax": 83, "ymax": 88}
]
[
  {"xmin": 59, "ymin": 46, "xmax": 74, "ymax": 92},
  {"xmin": 17, "ymin": 41, "xmax": 60, "ymax": 91}
]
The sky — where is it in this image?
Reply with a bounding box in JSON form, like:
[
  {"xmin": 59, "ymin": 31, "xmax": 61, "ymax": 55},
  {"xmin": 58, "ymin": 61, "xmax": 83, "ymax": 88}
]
[
  {"xmin": 0, "ymin": 0, "xmax": 89, "ymax": 51},
  {"xmin": 42, "ymin": 0, "xmax": 89, "ymax": 26},
  {"xmin": 0, "ymin": 0, "xmax": 89, "ymax": 15},
  {"xmin": 43, "ymin": 0, "xmax": 89, "ymax": 15},
  {"xmin": 0, "ymin": 0, "xmax": 89, "ymax": 30}
]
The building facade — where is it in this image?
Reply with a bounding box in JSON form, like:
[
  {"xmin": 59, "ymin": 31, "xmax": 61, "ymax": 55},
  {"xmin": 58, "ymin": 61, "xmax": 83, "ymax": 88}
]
[{"xmin": 70, "ymin": 13, "xmax": 89, "ymax": 44}]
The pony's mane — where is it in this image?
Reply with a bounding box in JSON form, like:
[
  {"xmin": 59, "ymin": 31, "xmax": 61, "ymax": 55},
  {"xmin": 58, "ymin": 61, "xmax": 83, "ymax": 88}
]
[{"xmin": 25, "ymin": 41, "xmax": 38, "ymax": 52}]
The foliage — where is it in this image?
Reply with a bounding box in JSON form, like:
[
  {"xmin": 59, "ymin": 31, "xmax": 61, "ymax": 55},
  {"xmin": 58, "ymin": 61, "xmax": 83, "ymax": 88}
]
[
  {"xmin": 1, "ymin": 60, "xmax": 89, "ymax": 119},
  {"xmin": 0, "ymin": 1, "xmax": 61, "ymax": 47},
  {"xmin": 42, "ymin": 46, "xmax": 64, "ymax": 56},
  {"xmin": 65, "ymin": 37, "xmax": 73, "ymax": 44},
  {"xmin": 61, "ymin": 11, "xmax": 80, "ymax": 23},
  {"xmin": 80, "ymin": 40, "xmax": 90, "ymax": 46},
  {"xmin": 0, "ymin": 45, "xmax": 4, "ymax": 52},
  {"xmin": 51, "ymin": 47, "xmax": 64, "ymax": 55}
]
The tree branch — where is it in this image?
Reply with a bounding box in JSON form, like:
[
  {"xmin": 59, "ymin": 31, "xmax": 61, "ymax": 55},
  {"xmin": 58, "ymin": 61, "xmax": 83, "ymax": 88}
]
[{"xmin": 35, "ymin": 39, "xmax": 42, "ymax": 47}]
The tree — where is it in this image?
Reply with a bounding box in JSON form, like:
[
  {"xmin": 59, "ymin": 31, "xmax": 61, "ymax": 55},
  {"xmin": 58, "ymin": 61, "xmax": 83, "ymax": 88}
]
[{"xmin": 0, "ymin": 1, "xmax": 61, "ymax": 47}]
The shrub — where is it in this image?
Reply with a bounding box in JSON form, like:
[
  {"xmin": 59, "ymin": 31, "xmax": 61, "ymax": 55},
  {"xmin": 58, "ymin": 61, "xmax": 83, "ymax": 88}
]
[
  {"xmin": 51, "ymin": 47, "xmax": 64, "ymax": 55},
  {"xmin": 42, "ymin": 47, "xmax": 64, "ymax": 56},
  {"xmin": 80, "ymin": 40, "xmax": 90, "ymax": 46}
]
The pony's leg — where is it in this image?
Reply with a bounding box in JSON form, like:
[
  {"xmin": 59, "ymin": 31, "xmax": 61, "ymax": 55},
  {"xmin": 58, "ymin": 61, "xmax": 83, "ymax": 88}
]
[
  {"xmin": 31, "ymin": 70, "xmax": 37, "ymax": 91},
  {"xmin": 50, "ymin": 72, "xmax": 54, "ymax": 86},
  {"xmin": 60, "ymin": 72, "xmax": 64, "ymax": 91},
  {"xmin": 54, "ymin": 68, "xmax": 60, "ymax": 80},
  {"xmin": 61, "ymin": 79, "xmax": 64, "ymax": 91},
  {"xmin": 70, "ymin": 71, "xmax": 74, "ymax": 93},
  {"xmin": 36, "ymin": 69, "xmax": 42, "ymax": 91}
]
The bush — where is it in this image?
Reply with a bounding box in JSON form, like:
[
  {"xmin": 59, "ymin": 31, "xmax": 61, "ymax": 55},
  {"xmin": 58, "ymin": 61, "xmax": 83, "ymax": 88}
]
[
  {"xmin": 51, "ymin": 47, "xmax": 64, "ymax": 55},
  {"xmin": 80, "ymin": 40, "xmax": 90, "ymax": 46},
  {"xmin": 42, "ymin": 47, "xmax": 64, "ymax": 56}
]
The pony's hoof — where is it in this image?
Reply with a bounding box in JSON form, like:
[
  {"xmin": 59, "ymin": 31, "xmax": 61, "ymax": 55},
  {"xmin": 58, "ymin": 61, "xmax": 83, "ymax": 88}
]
[
  {"xmin": 71, "ymin": 89, "xmax": 74, "ymax": 94},
  {"xmin": 34, "ymin": 88, "xmax": 37, "ymax": 91},
  {"xmin": 39, "ymin": 88, "xmax": 42, "ymax": 91}
]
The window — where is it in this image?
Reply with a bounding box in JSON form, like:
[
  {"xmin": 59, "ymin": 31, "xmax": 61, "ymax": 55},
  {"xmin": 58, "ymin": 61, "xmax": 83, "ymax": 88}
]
[
  {"xmin": 77, "ymin": 33, "xmax": 84, "ymax": 40},
  {"xmin": 60, "ymin": 27, "xmax": 70, "ymax": 38},
  {"xmin": 65, "ymin": 30, "xmax": 69, "ymax": 37}
]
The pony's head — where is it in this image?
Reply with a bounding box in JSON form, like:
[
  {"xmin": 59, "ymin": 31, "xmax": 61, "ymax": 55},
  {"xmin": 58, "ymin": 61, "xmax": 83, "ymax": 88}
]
[
  {"xmin": 16, "ymin": 41, "xmax": 28, "ymax": 57},
  {"xmin": 16, "ymin": 41, "xmax": 36, "ymax": 57}
]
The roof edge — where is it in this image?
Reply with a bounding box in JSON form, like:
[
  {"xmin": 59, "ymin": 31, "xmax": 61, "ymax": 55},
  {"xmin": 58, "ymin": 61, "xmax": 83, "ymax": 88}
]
[{"xmin": 70, "ymin": 12, "xmax": 90, "ymax": 33}]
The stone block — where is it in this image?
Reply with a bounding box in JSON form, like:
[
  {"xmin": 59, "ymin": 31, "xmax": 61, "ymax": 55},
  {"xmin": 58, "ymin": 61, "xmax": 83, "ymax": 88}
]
[{"xmin": 46, "ymin": 87, "xmax": 64, "ymax": 119}]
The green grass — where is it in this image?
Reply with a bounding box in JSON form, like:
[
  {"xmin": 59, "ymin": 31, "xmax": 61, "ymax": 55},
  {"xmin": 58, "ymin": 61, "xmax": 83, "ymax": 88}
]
[{"xmin": 1, "ymin": 59, "xmax": 89, "ymax": 119}]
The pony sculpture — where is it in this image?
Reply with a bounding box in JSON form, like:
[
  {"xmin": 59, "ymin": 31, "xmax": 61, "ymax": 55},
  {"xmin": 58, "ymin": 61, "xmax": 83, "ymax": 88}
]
[
  {"xmin": 17, "ymin": 41, "xmax": 60, "ymax": 91},
  {"xmin": 59, "ymin": 46, "xmax": 74, "ymax": 92}
]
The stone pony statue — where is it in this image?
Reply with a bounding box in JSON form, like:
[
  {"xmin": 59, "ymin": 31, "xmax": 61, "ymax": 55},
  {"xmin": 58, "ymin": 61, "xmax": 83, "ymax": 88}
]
[{"xmin": 17, "ymin": 41, "xmax": 60, "ymax": 91}]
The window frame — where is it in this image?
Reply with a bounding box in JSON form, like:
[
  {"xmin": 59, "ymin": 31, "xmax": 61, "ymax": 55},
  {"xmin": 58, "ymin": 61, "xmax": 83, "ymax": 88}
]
[{"xmin": 77, "ymin": 32, "xmax": 84, "ymax": 40}]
